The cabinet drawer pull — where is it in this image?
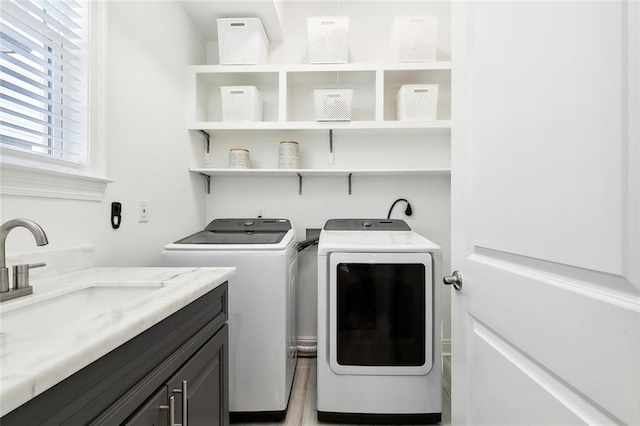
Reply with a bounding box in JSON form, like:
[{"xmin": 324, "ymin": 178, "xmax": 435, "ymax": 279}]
[
  {"xmin": 172, "ymin": 380, "xmax": 188, "ymax": 426},
  {"xmin": 159, "ymin": 395, "xmax": 177, "ymax": 425}
]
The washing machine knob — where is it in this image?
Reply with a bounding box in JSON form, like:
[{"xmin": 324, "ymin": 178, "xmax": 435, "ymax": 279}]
[{"xmin": 244, "ymin": 220, "xmax": 255, "ymax": 226}]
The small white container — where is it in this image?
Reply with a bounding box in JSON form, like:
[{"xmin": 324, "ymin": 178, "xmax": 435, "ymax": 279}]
[
  {"xmin": 393, "ymin": 16, "xmax": 438, "ymax": 62},
  {"xmin": 314, "ymin": 89, "xmax": 353, "ymax": 121},
  {"xmin": 217, "ymin": 18, "xmax": 269, "ymax": 65},
  {"xmin": 279, "ymin": 141, "xmax": 299, "ymax": 157},
  {"xmin": 278, "ymin": 141, "xmax": 300, "ymax": 169},
  {"xmin": 307, "ymin": 16, "xmax": 349, "ymax": 64},
  {"xmin": 229, "ymin": 148, "xmax": 250, "ymax": 169},
  {"xmin": 396, "ymin": 84, "xmax": 439, "ymax": 121},
  {"xmin": 221, "ymin": 86, "xmax": 263, "ymax": 122}
]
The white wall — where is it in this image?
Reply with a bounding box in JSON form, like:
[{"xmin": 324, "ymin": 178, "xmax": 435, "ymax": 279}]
[{"xmin": 0, "ymin": 1, "xmax": 207, "ymax": 267}]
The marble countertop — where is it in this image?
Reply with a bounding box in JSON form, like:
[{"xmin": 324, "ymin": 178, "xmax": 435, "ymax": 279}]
[{"xmin": 0, "ymin": 266, "xmax": 236, "ymax": 417}]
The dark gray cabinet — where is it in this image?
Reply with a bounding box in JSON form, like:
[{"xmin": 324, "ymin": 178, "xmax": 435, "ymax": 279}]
[
  {"xmin": 125, "ymin": 324, "xmax": 228, "ymax": 426},
  {"xmin": 1, "ymin": 283, "xmax": 229, "ymax": 426}
]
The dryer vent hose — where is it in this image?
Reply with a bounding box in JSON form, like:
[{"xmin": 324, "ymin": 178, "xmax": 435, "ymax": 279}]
[
  {"xmin": 296, "ymin": 344, "xmax": 317, "ymax": 357},
  {"xmin": 297, "ymin": 236, "xmax": 319, "ymax": 252}
]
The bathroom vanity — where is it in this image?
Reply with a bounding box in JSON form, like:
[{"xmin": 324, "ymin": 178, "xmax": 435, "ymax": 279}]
[{"xmin": 0, "ymin": 267, "xmax": 235, "ymax": 425}]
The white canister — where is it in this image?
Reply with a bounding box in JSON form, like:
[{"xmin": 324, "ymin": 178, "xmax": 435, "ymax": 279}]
[
  {"xmin": 229, "ymin": 148, "xmax": 250, "ymax": 169},
  {"xmin": 278, "ymin": 141, "xmax": 300, "ymax": 169},
  {"xmin": 278, "ymin": 155, "xmax": 300, "ymax": 169},
  {"xmin": 279, "ymin": 141, "xmax": 299, "ymax": 156}
]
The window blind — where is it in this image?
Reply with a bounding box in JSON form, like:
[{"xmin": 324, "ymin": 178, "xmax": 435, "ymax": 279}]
[{"xmin": 0, "ymin": 0, "xmax": 87, "ymax": 165}]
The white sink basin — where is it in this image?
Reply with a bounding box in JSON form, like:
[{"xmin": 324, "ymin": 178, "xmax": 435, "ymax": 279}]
[{"xmin": 0, "ymin": 283, "xmax": 165, "ymax": 334}]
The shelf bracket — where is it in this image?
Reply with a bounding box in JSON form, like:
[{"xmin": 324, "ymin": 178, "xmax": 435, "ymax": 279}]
[
  {"xmin": 200, "ymin": 130, "xmax": 210, "ymax": 153},
  {"xmin": 329, "ymin": 129, "xmax": 333, "ymax": 153},
  {"xmin": 297, "ymin": 173, "xmax": 303, "ymax": 195},
  {"xmin": 348, "ymin": 173, "xmax": 352, "ymax": 195},
  {"xmin": 199, "ymin": 173, "xmax": 211, "ymax": 194}
]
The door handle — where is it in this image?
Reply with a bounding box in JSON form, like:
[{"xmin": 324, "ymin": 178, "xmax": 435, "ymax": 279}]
[{"xmin": 443, "ymin": 270, "xmax": 463, "ymax": 291}]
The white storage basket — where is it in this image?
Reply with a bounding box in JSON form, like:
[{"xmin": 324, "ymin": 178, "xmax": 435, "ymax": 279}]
[
  {"xmin": 217, "ymin": 18, "xmax": 269, "ymax": 65},
  {"xmin": 221, "ymin": 86, "xmax": 263, "ymax": 122},
  {"xmin": 396, "ymin": 84, "xmax": 439, "ymax": 121},
  {"xmin": 314, "ymin": 89, "xmax": 354, "ymax": 121},
  {"xmin": 394, "ymin": 16, "xmax": 438, "ymax": 62},
  {"xmin": 307, "ymin": 16, "xmax": 349, "ymax": 64}
]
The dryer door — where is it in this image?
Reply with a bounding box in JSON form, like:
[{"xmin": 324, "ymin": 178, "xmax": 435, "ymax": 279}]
[{"xmin": 328, "ymin": 252, "xmax": 433, "ymax": 376}]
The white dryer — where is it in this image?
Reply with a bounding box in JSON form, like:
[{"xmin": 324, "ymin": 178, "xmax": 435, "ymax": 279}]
[
  {"xmin": 161, "ymin": 218, "xmax": 297, "ymax": 422},
  {"xmin": 317, "ymin": 219, "xmax": 442, "ymax": 424}
]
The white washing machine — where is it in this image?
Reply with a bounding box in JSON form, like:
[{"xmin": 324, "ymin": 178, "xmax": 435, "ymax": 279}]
[
  {"xmin": 161, "ymin": 218, "xmax": 298, "ymax": 422},
  {"xmin": 317, "ymin": 218, "xmax": 442, "ymax": 424}
]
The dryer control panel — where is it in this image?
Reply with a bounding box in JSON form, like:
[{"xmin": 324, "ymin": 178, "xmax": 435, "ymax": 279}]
[{"xmin": 323, "ymin": 219, "xmax": 411, "ymax": 231}]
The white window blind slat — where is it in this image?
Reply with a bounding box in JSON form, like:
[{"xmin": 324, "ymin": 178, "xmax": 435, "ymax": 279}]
[
  {"xmin": 0, "ymin": 107, "xmax": 82, "ymax": 137},
  {"xmin": 1, "ymin": 2, "xmax": 81, "ymax": 52},
  {"xmin": 1, "ymin": 51, "xmax": 82, "ymax": 93},
  {"xmin": 1, "ymin": 65, "xmax": 82, "ymax": 104},
  {"xmin": 1, "ymin": 121, "xmax": 82, "ymax": 150},
  {"xmin": 0, "ymin": 0, "xmax": 87, "ymax": 165},
  {"xmin": 1, "ymin": 80, "xmax": 82, "ymax": 114},
  {"xmin": 1, "ymin": 93, "xmax": 82, "ymax": 125},
  {"xmin": 15, "ymin": 0, "xmax": 81, "ymax": 40},
  {"xmin": 44, "ymin": 0, "xmax": 81, "ymax": 21},
  {"xmin": 1, "ymin": 134, "xmax": 83, "ymax": 161},
  {"xmin": 2, "ymin": 6, "xmax": 80, "ymax": 68}
]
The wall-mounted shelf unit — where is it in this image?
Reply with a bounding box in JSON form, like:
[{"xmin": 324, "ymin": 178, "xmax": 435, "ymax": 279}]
[
  {"xmin": 187, "ymin": 62, "xmax": 452, "ymax": 129},
  {"xmin": 191, "ymin": 168, "xmax": 451, "ymax": 195},
  {"xmin": 190, "ymin": 120, "xmax": 452, "ymax": 131}
]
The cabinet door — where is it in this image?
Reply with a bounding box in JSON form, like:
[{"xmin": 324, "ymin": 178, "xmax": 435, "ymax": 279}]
[
  {"xmin": 125, "ymin": 387, "xmax": 168, "ymax": 426},
  {"xmin": 168, "ymin": 324, "xmax": 229, "ymax": 426}
]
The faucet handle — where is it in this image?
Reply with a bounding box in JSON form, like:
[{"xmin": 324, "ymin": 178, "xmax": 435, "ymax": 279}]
[{"xmin": 12, "ymin": 262, "xmax": 46, "ymax": 289}]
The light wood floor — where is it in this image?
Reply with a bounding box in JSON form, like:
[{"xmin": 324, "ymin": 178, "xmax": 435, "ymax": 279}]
[{"xmin": 234, "ymin": 355, "xmax": 451, "ymax": 426}]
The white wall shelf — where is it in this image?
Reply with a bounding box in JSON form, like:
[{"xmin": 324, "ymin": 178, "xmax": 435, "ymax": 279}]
[
  {"xmin": 191, "ymin": 168, "xmax": 450, "ymax": 177},
  {"xmin": 188, "ymin": 62, "xmax": 452, "ymax": 125},
  {"xmin": 191, "ymin": 168, "xmax": 451, "ymax": 195},
  {"xmin": 189, "ymin": 120, "xmax": 452, "ymax": 131}
]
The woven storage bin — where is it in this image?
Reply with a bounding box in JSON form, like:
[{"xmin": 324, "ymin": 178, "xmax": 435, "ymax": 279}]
[
  {"xmin": 217, "ymin": 18, "xmax": 269, "ymax": 65},
  {"xmin": 394, "ymin": 16, "xmax": 438, "ymax": 62},
  {"xmin": 307, "ymin": 16, "xmax": 349, "ymax": 64},
  {"xmin": 314, "ymin": 89, "xmax": 353, "ymax": 121},
  {"xmin": 396, "ymin": 84, "xmax": 439, "ymax": 120},
  {"xmin": 221, "ymin": 86, "xmax": 263, "ymax": 122}
]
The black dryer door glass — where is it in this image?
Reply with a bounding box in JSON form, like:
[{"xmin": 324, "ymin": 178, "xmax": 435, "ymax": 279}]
[{"xmin": 336, "ymin": 263, "xmax": 426, "ymax": 366}]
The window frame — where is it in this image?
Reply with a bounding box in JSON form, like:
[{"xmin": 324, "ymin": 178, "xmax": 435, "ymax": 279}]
[{"xmin": 0, "ymin": 0, "xmax": 111, "ymax": 201}]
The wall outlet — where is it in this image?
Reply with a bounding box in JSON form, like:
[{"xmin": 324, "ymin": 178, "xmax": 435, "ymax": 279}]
[
  {"xmin": 138, "ymin": 200, "xmax": 149, "ymax": 223},
  {"xmin": 256, "ymin": 206, "xmax": 265, "ymax": 218}
]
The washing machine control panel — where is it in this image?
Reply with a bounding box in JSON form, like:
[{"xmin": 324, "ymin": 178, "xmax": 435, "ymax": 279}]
[
  {"xmin": 323, "ymin": 219, "xmax": 411, "ymax": 231},
  {"xmin": 205, "ymin": 218, "xmax": 292, "ymax": 232}
]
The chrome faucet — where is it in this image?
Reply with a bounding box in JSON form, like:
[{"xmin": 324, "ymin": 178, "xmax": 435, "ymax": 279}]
[{"xmin": 0, "ymin": 218, "xmax": 49, "ymax": 302}]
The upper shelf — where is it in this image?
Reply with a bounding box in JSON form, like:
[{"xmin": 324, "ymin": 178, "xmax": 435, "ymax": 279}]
[
  {"xmin": 189, "ymin": 120, "xmax": 451, "ymax": 131},
  {"xmin": 190, "ymin": 62, "xmax": 452, "ymax": 74}
]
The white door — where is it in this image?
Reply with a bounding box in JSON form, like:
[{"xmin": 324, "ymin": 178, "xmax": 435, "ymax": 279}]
[{"xmin": 451, "ymin": 1, "xmax": 639, "ymax": 425}]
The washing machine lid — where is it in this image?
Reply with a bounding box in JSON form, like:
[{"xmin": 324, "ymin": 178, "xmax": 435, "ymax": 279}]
[{"xmin": 174, "ymin": 218, "xmax": 292, "ymax": 245}]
